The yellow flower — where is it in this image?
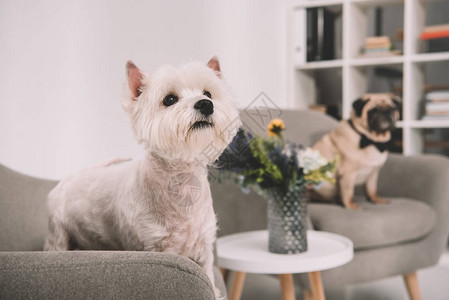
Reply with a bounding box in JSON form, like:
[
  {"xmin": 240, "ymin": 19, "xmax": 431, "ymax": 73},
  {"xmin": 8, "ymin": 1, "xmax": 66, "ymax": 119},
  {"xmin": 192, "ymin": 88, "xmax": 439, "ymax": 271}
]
[{"xmin": 267, "ymin": 118, "xmax": 285, "ymax": 137}]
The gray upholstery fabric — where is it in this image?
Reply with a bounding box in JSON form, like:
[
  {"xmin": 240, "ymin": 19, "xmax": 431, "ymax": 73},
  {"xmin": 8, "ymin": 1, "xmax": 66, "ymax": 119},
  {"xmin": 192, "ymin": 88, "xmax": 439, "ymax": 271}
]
[
  {"xmin": 378, "ymin": 154, "xmax": 449, "ymax": 259},
  {"xmin": 0, "ymin": 164, "xmax": 57, "ymax": 251},
  {"xmin": 293, "ymin": 227, "xmax": 444, "ymax": 288},
  {"xmin": 213, "ymin": 264, "xmax": 227, "ymax": 297},
  {"xmin": 212, "ymin": 180, "xmax": 267, "ymax": 238},
  {"xmin": 309, "ymin": 198, "xmax": 436, "ymax": 250},
  {"xmin": 0, "ymin": 251, "xmax": 217, "ymax": 300},
  {"xmin": 0, "ymin": 164, "xmax": 226, "ymax": 299},
  {"xmin": 239, "ymin": 109, "xmax": 339, "ymax": 147}
]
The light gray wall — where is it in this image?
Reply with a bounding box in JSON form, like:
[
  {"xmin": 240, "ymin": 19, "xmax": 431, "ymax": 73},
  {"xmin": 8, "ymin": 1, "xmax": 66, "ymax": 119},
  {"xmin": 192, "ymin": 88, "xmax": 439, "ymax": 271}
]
[{"xmin": 0, "ymin": 0, "xmax": 289, "ymax": 179}]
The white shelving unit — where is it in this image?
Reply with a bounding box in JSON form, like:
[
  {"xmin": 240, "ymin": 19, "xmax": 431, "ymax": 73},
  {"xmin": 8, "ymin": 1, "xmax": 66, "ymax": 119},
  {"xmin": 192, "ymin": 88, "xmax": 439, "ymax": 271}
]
[{"xmin": 287, "ymin": 0, "xmax": 449, "ymax": 155}]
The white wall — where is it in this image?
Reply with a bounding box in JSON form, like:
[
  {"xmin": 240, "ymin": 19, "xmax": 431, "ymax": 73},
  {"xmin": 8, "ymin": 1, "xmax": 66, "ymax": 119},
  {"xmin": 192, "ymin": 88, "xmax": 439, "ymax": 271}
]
[{"xmin": 0, "ymin": 0, "xmax": 288, "ymax": 180}]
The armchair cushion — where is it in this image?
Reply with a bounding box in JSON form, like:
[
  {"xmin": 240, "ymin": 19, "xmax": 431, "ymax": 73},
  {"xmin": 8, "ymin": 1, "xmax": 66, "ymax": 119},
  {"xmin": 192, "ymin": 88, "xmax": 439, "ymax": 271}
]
[
  {"xmin": 0, "ymin": 251, "xmax": 222, "ymax": 300},
  {"xmin": 309, "ymin": 198, "xmax": 437, "ymax": 250}
]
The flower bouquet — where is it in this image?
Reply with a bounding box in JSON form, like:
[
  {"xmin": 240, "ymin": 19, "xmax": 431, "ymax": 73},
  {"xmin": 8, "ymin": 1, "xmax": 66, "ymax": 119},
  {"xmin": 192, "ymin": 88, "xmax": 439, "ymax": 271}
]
[{"xmin": 216, "ymin": 119, "xmax": 337, "ymax": 254}]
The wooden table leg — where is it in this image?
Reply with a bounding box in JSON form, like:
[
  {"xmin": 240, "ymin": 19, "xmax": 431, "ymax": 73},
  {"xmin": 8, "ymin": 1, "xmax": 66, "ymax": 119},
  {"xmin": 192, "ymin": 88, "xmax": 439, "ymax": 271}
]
[
  {"xmin": 219, "ymin": 267, "xmax": 229, "ymax": 285},
  {"xmin": 308, "ymin": 271, "xmax": 325, "ymax": 300},
  {"xmin": 229, "ymin": 271, "xmax": 246, "ymax": 300},
  {"xmin": 279, "ymin": 273, "xmax": 296, "ymax": 300},
  {"xmin": 403, "ymin": 271, "xmax": 422, "ymax": 300}
]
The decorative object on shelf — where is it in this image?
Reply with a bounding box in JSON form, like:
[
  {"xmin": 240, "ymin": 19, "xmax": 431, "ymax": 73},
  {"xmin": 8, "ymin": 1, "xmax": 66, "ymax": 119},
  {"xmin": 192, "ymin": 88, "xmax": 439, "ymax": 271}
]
[
  {"xmin": 360, "ymin": 36, "xmax": 401, "ymax": 58},
  {"xmin": 215, "ymin": 119, "xmax": 337, "ymax": 254}
]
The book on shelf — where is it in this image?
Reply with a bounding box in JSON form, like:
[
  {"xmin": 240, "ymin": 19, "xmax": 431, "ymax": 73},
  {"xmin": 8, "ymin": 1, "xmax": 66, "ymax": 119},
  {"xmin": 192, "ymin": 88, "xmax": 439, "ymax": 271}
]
[
  {"xmin": 364, "ymin": 47, "xmax": 391, "ymax": 53},
  {"xmin": 365, "ymin": 36, "xmax": 391, "ymax": 46},
  {"xmin": 426, "ymin": 112, "xmax": 449, "ymax": 116},
  {"xmin": 426, "ymin": 90, "xmax": 449, "ymax": 102},
  {"xmin": 426, "ymin": 102, "xmax": 449, "ymax": 112},
  {"xmin": 420, "ymin": 24, "xmax": 449, "ymax": 40},
  {"xmin": 422, "ymin": 24, "xmax": 449, "ymax": 33},
  {"xmin": 422, "ymin": 90, "xmax": 449, "ymax": 120},
  {"xmin": 360, "ymin": 36, "xmax": 401, "ymax": 58}
]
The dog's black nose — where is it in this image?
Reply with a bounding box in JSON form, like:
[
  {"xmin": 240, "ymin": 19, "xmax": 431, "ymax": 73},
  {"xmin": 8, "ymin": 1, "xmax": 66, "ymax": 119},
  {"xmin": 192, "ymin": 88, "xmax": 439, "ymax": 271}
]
[{"xmin": 194, "ymin": 99, "xmax": 214, "ymax": 117}]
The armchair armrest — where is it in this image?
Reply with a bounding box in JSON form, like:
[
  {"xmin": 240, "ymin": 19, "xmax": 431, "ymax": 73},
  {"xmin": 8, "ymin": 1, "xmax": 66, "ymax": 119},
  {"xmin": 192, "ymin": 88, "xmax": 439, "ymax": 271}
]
[
  {"xmin": 0, "ymin": 251, "xmax": 215, "ymax": 300},
  {"xmin": 378, "ymin": 153, "xmax": 449, "ymax": 252},
  {"xmin": 378, "ymin": 154, "xmax": 449, "ymax": 209}
]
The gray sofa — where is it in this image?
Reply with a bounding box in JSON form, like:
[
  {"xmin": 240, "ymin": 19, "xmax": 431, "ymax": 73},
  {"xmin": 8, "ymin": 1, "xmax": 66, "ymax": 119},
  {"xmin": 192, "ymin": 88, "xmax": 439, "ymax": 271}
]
[
  {"xmin": 211, "ymin": 110, "xmax": 449, "ymax": 297},
  {"xmin": 0, "ymin": 163, "xmax": 226, "ymax": 299}
]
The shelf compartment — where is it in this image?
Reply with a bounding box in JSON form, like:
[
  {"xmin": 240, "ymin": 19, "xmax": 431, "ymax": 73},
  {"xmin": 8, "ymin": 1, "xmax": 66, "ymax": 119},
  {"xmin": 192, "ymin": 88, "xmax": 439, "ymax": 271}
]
[
  {"xmin": 409, "ymin": 60, "xmax": 449, "ymax": 122},
  {"xmin": 423, "ymin": 128, "xmax": 449, "ymax": 157},
  {"xmin": 291, "ymin": 5, "xmax": 343, "ymax": 65},
  {"xmin": 390, "ymin": 128, "xmax": 404, "ymax": 154},
  {"xmin": 347, "ymin": 64, "xmax": 403, "ymax": 94},
  {"xmin": 348, "ymin": 1, "xmax": 404, "ymax": 59},
  {"xmin": 409, "ymin": 0, "xmax": 449, "ymax": 55},
  {"xmin": 294, "ymin": 68, "xmax": 343, "ymax": 119}
]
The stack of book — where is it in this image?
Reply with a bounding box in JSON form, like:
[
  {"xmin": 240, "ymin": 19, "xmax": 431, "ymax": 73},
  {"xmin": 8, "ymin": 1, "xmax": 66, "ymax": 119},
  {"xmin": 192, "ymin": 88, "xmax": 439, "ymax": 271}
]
[
  {"xmin": 423, "ymin": 90, "xmax": 449, "ymax": 120},
  {"xmin": 420, "ymin": 24, "xmax": 449, "ymax": 40},
  {"xmin": 361, "ymin": 36, "xmax": 401, "ymax": 57}
]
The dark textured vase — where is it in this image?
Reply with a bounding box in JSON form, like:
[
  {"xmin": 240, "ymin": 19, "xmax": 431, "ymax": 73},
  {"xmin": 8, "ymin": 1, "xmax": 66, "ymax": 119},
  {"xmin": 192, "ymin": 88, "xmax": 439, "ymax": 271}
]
[{"xmin": 267, "ymin": 187, "xmax": 308, "ymax": 254}]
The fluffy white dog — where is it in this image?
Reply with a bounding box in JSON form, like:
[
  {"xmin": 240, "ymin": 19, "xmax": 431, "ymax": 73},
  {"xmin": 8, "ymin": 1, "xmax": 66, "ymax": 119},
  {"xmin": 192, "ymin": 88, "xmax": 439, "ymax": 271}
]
[{"xmin": 44, "ymin": 57, "xmax": 240, "ymax": 298}]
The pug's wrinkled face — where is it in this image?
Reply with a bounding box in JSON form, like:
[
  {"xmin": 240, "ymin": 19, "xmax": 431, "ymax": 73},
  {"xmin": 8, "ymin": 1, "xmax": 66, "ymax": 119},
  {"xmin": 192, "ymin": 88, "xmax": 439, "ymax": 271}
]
[{"xmin": 351, "ymin": 93, "xmax": 401, "ymax": 134}]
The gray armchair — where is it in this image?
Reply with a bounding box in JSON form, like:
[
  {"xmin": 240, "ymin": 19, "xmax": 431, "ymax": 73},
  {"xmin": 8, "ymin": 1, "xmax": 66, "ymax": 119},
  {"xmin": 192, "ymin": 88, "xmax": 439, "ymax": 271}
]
[
  {"xmin": 0, "ymin": 164, "xmax": 226, "ymax": 299},
  {"xmin": 211, "ymin": 110, "xmax": 449, "ymax": 299}
]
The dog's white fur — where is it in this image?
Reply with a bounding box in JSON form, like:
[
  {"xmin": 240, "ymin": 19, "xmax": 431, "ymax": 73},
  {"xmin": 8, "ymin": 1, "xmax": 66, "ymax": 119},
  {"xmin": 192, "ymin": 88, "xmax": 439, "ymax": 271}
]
[{"xmin": 44, "ymin": 57, "xmax": 240, "ymax": 298}]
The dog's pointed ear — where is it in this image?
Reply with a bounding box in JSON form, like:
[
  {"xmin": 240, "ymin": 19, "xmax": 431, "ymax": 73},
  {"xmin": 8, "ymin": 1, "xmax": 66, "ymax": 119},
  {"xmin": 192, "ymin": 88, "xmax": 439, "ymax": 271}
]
[
  {"xmin": 127, "ymin": 61, "xmax": 144, "ymax": 100},
  {"xmin": 207, "ymin": 56, "xmax": 222, "ymax": 78},
  {"xmin": 352, "ymin": 97, "xmax": 368, "ymax": 117}
]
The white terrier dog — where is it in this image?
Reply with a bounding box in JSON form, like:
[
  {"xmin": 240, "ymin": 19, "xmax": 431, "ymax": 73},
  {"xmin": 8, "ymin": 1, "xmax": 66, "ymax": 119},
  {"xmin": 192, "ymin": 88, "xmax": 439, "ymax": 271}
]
[{"xmin": 45, "ymin": 57, "xmax": 240, "ymax": 298}]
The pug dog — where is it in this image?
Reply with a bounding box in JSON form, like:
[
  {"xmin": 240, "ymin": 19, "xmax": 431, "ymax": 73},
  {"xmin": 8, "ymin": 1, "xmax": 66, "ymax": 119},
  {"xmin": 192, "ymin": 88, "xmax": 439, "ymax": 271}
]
[{"xmin": 312, "ymin": 93, "xmax": 400, "ymax": 210}]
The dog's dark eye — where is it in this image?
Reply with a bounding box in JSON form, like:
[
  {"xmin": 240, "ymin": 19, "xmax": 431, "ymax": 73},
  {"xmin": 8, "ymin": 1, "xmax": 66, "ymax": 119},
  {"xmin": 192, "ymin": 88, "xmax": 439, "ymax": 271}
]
[
  {"xmin": 203, "ymin": 91, "xmax": 212, "ymax": 98},
  {"xmin": 163, "ymin": 94, "xmax": 178, "ymax": 106}
]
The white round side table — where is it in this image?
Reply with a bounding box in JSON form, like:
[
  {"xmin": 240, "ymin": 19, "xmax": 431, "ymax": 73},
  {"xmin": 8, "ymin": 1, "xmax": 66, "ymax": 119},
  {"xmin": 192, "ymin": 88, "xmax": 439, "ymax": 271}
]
[{"xmin": 216, "ymin": 230, "xmax": 353, "ymax": 300}]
